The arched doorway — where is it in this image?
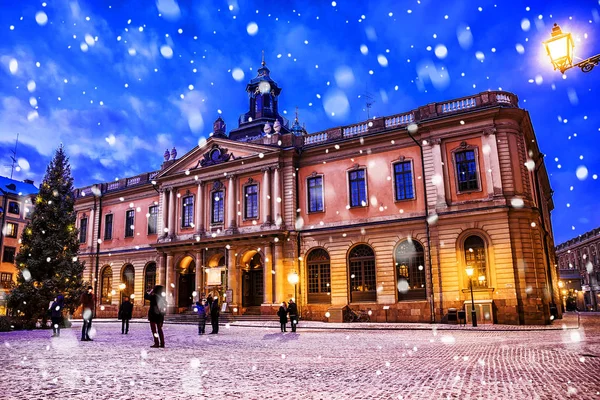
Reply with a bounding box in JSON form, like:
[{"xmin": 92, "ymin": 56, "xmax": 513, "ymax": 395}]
[
  {"xmin": 241, "ymin": 251, "xmax": 263, "ymax": 307},
  {"xmin": 177, "ymin": 256, "xmax": 196, "ymax": 308},
  {"xmin": 122, "ymin": 265, "xmax": 134, "ymax": 302}
]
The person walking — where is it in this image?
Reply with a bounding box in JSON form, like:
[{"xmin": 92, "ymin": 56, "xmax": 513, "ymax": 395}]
[
  {"xmin": 119, "ymin": 297, "xmax": 134, "ymax": 334},
  {"xmin": 288, "ymin": 298, "xmax": 299, "ymax": 333},
  {"xmin": 209, "ymin": 296, "xmax": 220, "ymax": 334},
  {"xmin": 195, "ymin": 299, "xmax": 208, "ymax": 335},
  {"xmin": 277, "ymin": 301, "xmax": 288, "ymax": 332},
  {"xmin": 144, "ymin": 285, "xmax": 166, "ymax": 348},
  {"xmin": 50, "ymin": 294, "xmax": 64, "ymax": 337},
  {"xmin": 79, "ymin": 286, "xmax": 95, "ymax": 341}
]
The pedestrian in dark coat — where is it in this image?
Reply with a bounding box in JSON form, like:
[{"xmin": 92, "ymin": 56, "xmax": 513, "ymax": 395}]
[
  {"xmin": 119, "ymin": 297, "xmax": 134, "ymax": 334},
  {"xmin": 287, "ymin": 299, "xmax": 299, "ymax": 333},
  {"xmin": 144, "ymin": 285, "xmax": 166, "ymax": 348},
  {"xmin": 209, "ymin": 297, "xmax": 220, "ymax": 334},
  {"xmin": 277, "ymin": 301, "xmax": 288, "ymax": 332},
  {"xmin": 79, "ymin": 286, "xmax": 95, "ymax": 341},
  {"xmin": 195, "ymin": 299, "xmax": 208, "ymax": 335},
  {"xmin": 50, "ymin": 294, "xmax": 64, "ymax": 337}
]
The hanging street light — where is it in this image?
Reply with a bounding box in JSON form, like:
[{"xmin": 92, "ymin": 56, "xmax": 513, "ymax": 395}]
[{"xmin": 543, "ymin": 23, "xmax": 600, "ymax": 73}]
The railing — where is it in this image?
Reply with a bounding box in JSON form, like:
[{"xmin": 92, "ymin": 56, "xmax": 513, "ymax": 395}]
[
  {"xmin": 127, "ymin": 176, "xmax": 141, "ymax": 186},
  {"xmin": 441, "ymin": 97, "xmax": 476, "ymax": 113},
  {"xmin": 304, "ymin": 132, "xmax": 328, "ymax": 145},
  {"xmin": 107, "ymin": 182, "xmax": 120, "ymax": 191},
  {"xmin": 496, "ymin": 94, "xmax": 512, "ymax": 104},
  {"xmin": 342, "ymin": 123, "xmax": 369, "ymax": 137},
  {"xmin": 75, "ymin": 170, "xmax": 160, "ymax": 198},
  {"xmin": 385, "ymin": 113, "xmax": 414, "ymax": 128}
]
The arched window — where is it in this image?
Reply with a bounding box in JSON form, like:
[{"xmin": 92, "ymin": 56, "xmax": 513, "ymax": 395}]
[
  {"xmin": 144, "ymin": 263, "xmax": 156, "ymax": 305},
  {"xmin": 464, "ymin": 235, "xmax": 487, "ymax": 288},
  {"xmin": 395, "ymin": 240, "xmax": 426, "ymax": 301},
  {"xmin": 307, "ymin": 248, "xmax": 331, "ymax": 304},
  {"xmin": 100, "ymin": 266, "xmax": 112, "ymax": 305},
  {"xmin": 122, "ymin": 265, "xmax": 135, "ymax": 301},
  {"xmin": 348, "ymin": 245, "xmax": 376, "ymax": 302}
]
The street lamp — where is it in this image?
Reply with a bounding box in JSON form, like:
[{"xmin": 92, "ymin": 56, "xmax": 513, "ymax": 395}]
[
  {"xmin": 465, "ymin": 267, "xmax": 477, "ymax": 327},
  {"xmin": 543, "ymin": 23, "xmax": 600, "ymax": 73},
  {"xmin": 287, "ymin": 271, "xmax": 299, "ymax": 304}
]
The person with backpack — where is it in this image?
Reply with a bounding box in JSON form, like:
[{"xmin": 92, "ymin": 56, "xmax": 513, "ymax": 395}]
[
  {"xmin": 50, "ymin": 294, "xmax": 64, "ymax": 337},
  {"xmin": 195, "ymin": 298, "xmax": 208, "ymax": 335},
  {"xmin": 144, "ymin": 285, "xmax": 166, "ymax": 348}
]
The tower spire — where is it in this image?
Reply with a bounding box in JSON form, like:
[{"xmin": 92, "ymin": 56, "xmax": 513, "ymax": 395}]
[
  {"xmin": 295, "ymin": 106, "xmax": 299, "ymax": 123},
  {"xmin": 261, "ymin": 50, "xmax": 265, "ymax": 66}
]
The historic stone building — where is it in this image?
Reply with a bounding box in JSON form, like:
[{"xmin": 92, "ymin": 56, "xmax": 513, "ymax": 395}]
[
  {"xmin": 0, "ymin": 176, "xmax": 38, "ymax": 315},
  {"xmin": 74, "ymin": 60, "xmax": 560, "ymax": 324},
  {"xmin": 556, "ymin": 228, "xmax": 600, "ymax": 311}
]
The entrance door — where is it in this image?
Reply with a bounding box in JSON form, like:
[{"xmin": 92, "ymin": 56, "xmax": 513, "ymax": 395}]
[
  {"xmin": 242, "ymin": 268, "xmax": 264, "ymax": 306},
  {"xmin": 178, "ymin": 273, "xmax": 195, "ymax": 308}
]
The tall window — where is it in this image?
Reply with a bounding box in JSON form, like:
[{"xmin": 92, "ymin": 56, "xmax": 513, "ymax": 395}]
[
  {"xmin": 0, "ymin": 273, "xmax": 12, "ymax": 289},
  {"xmin": 211, "ymin": 190, "xmax": 224, "ymax": 224},
  {"xmin": 104, "ymin": 214, "xmax": 113, "ymax": 240},
  {"xmin": 100, "ymin": 266, "xmax": 112, "ymax": 305},
  {"xmin": 244, "ymin": 185, "xmax": 258, "ymax": 219},
  {"xmin": 79, "ymin": 218, "xmax": 87, "ymax": 243},
  {"xmin": 464, "ymin": 235, "xmax": 487, "ymax": 288},
  {"xmin": 182, "ymin": 196, "xmax": 194, "ymax": 228},
  {"xmin": 348, "ymin": 244, "xmax": 376, "ymax": 302},
  {"xmin": 348, "ymin": 169, "xmax": 367, "ymax": 207},
  {"xmin": 125, "ymin": 210, "xmax": 135, "ymax": 237},
  {"xmin": 144, "ymin": 263, "xmax": 157, "ymax": 305},
  {"xmin": 148, "ymin": 206, "xmax": 158, "ymax": 234},
  {"xmin": 394, "ymin": 161, "xmax": 414, "ymax": 201},
  {"xmin": 455, "ymin": 150, "xmax": 479, "ymax": 191},
  {"xmin": 307, "ymin": 176, "xmax": 324, "ymax": 213},
  {"xmin": 307, "ymin": 248, "xmax": 331, "ymax": 304},
  {"xmin": 395, "ymin": 240, "xmax": 426, "ymax": 301},
  {"xmin": 2, "ymin": 246, "xmax": 16, "ymax": 264},
  {"xmin": 8, "ymin": 201, "xmax": 20, "ymax": 215},
  {"xmin": 122, "ymin": 265, "xmax": 135, "ymax": 300}
]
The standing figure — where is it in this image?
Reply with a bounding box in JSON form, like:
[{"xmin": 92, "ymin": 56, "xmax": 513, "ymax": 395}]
[
  {"xmin": 287, "ymin": 298, "xmax": 299, "ymax": 333},
  {"xmin": 195, "ymin": 299, "xmax": 208, "ymax": 335},
  {"xmin": 144, "ymin": 285, "xmax": 166, "ymax": 348},
  {"xmin": 80, "ymin": 286, "xmax": 95, "ymax": 341},
  {"xmin": 119, "ymin": 297, "xmax": 134, "ymax": 334},
  {"xmin": 209, "ymin": 296, "xmax": 220, "ymax": 334},
  {"xmin": 277, "ymin": 301, "xmax": 288, "ymax": 332},
  {"xmin": 50, "ymin": 294, "xmax": 64, "ymax": 337}
]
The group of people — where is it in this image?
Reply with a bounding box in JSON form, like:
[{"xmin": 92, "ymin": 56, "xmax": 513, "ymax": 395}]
[
  {"xmin": 277, "ymin": 299, "xmax": 299, "ymax": 333},
  {"xmin": 50, "ymin": 286, "xmax": 297, "ymax": 349}
]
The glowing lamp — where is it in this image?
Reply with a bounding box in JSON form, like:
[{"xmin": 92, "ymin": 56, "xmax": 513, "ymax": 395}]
[
  {"xmin": 543, "ymin": 23, "xmax": 574, "ymax": 73},
  {"xmin": 287, "ymin": 272, "xmax": 299, "ymax": 285},
  {"xmin": 465, "ymin": 267, "xmax": 474, "ymax": 277}
]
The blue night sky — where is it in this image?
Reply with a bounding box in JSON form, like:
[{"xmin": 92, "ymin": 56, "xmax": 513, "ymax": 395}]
[{"xmin": 0, "ymin": 0, "xmax": 598, "ymax": 245}]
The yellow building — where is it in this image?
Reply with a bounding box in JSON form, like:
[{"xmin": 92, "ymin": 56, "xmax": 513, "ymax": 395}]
[{"xmin": 74, "ymin": 62, "xmax": 559, "ymax": 324}]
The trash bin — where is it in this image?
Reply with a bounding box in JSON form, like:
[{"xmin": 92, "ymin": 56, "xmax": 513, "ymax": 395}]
[
  {"xmin": 457, "ymin": 310, "xmax": 466, "ymax": 326},
  {"xmin": 447, "ymin": 308, "xmax": 458, "ymax": 324}
]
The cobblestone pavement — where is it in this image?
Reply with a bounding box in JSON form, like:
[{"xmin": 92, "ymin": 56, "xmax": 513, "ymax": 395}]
[{"xmin": 1, "ymin": 315, "xmax": 599, "ymax": 400}]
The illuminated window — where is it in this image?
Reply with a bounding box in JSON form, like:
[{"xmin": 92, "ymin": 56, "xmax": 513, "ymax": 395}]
[
  {"xmin": 348, "ymin": 244, "xmax": 376, "ymax": 302},
  {"xmin": 395, "ymin": 240, "xmax": 426, "ymax": 301},
  {"xmin": 100, "ymin": 266, "xmax": 112, "ymax": 305},
  {"xmin": 307, "ymin": 248, "xmax": 331, "ymax": 304},
  {"xmin": 464, "ymin": 235, "xmax": 487, "ymax": 288}
]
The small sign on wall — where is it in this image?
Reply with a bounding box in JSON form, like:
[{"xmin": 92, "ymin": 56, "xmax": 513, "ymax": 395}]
[{"xmin": 206, "ymin": 267, "xmax": 223, "ymax": 286}]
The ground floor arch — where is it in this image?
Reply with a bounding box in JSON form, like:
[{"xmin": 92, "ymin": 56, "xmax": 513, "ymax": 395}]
[
  {"xmin": 177, "ymin": 255, "xmax": 196, "ymax": 308},
  {"xmin": 241, "ymin": 250, "xmax": 264, "ymax": 307}
]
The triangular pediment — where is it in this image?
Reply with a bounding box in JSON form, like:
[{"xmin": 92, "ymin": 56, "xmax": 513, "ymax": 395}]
[{"xmin": 156, "ymin": 137, "xmax": 279, "ymax": 179}]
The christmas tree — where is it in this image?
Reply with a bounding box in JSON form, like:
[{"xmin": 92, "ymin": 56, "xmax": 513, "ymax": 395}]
[{"xmin": 7, "ymin": 145, "xmax": 86, "ymax": 324}]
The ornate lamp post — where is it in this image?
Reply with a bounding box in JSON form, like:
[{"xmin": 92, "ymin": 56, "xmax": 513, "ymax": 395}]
[
  {"xmin": 287, "ymin": 271, "xmax": 299, "ymax": 304},
  {"xmin": 465, "ymin": 267, "xmax": 477, "ymax": 327},
  {"xmin": 543, "ymin": 23, "xmax": 600, "ymax": 73}
]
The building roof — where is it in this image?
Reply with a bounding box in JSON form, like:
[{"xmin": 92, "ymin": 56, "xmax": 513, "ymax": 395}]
[{"xmin": 0, "ymin": 176, "xmax": 38, "ymax": 196}]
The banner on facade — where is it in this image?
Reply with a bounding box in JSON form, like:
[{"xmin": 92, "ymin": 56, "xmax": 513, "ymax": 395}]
[{"xmin": 206, "ymin": 267, "xmax": 224, "ymax": 286}]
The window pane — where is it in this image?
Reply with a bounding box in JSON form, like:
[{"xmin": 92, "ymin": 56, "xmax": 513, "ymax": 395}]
[
  {"xmin": 308, "ymin": 177, "xmax": 323, "ymax": 212},
  {"xmin": 395, "ymin": 240, "xmax": 426, "ymax": 301},
  {"xmin": 182, "ymin": 196, "xmax": 194, "ymax": 227},
  {"xmin": 79, "ymin": 219, "xmax": 87, "ymax": 243},
  {"xmin": 148, "ymin": 206, "xmax": 158, "ymax": 234},
  {"xmin": 125, "ymin": 210, "xmax": 135, "ymax": 237},
  {"xmin": 394, "ymin": 162, "xmax": 414, "ymax": 201},
  {"xmin": 245, "ymin": 185, "xmax": 258, "ymax": 219},
  {"xmin": 349, "ymin": 170, "xmax": 367, "ymax": 207},
  {"xmin": 122, "ymin": 265, "xmax": 135, "ymax": 299},
  {"xmin": 212, "ymin": 190, "xmax": 224, "ymax": 223},
  {"xmin": 2, "ymin": 246, "xmax": 16, "ymax": 264},
  {"xmin": 455, "ymin": 150, "xmax": 479, "ymax": 191},
  {"xmin": 464, "ymin": 236, "xmax": 487, "ymax": 288},
  {"xmin": 104, "ymin": 214, "xmax": 113, "ymax": 240},
  {"xmin": 101, "ymin": 267, "xmax": 112, "ymax": 305}
]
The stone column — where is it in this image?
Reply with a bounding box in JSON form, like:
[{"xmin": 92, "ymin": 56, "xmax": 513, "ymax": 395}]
[
  {"xmin": 227, "ymin": 175, "xmax": 237, "ymax": 231},
  {"xmin": 483, "ymin": 128, "xmax": 503, "ymax": 196},
  {"xmin": 273, "ymin": 166, "xmax": 282, "ymax": 226},
  {"xmin": 262, "ymin": 167, "xmax": 271, "ymax": 225},
  {"xmin": 160, "ymin": 190, "xmax": 168, "ymax": 236},
  {"xmin": 168, "ymin": 189, "xmax": 175, "ymax": 237},
  {"xmin": 274, "ymin": 242, "xmax": 285, "ymax": 304},
  {"xmin": 227, "ymin": 247, "xmax": 238, "ymax": 307},
  {"xmin": 88, "ymin": 208, "xmax": 94, "ymax": 248},
  {"xmin": 196, "ymin": 182, "xmax": 204, "ymax": 234},
  {"xmin": 263, "ymin": 244, "xmax": 273, "ymax": 304},
  {"xmin": 157, "ymin": 253, "xmax": 166, "ymax": 287},
  {"xmin": 429, "ymin": 139, "xmax": 447, "ymax": 209},
  {"xmin": 195, "ymin": 249, "xmax": 203, "ymax": 299},
  {"xmin": 165, "ymin": 254, "xmax": 175, "ymax": 313}
]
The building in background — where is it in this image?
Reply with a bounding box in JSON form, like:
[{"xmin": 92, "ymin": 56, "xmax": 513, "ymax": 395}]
[
  {"xmin": 555, "ymin": 228, "xmax": 600, "ymax": 311},
  {"xmin": 74, "ymin": 61, "xmax": 559, "ymax": 325},
  {"xmin": 0, "ymin": 176, "xmax": 38, "ymax": 315}
]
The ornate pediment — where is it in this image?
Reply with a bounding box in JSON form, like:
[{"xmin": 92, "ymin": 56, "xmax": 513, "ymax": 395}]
[{"xmin": 199, "ymin": 144, "xmax": 233, "ymax": 167}]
